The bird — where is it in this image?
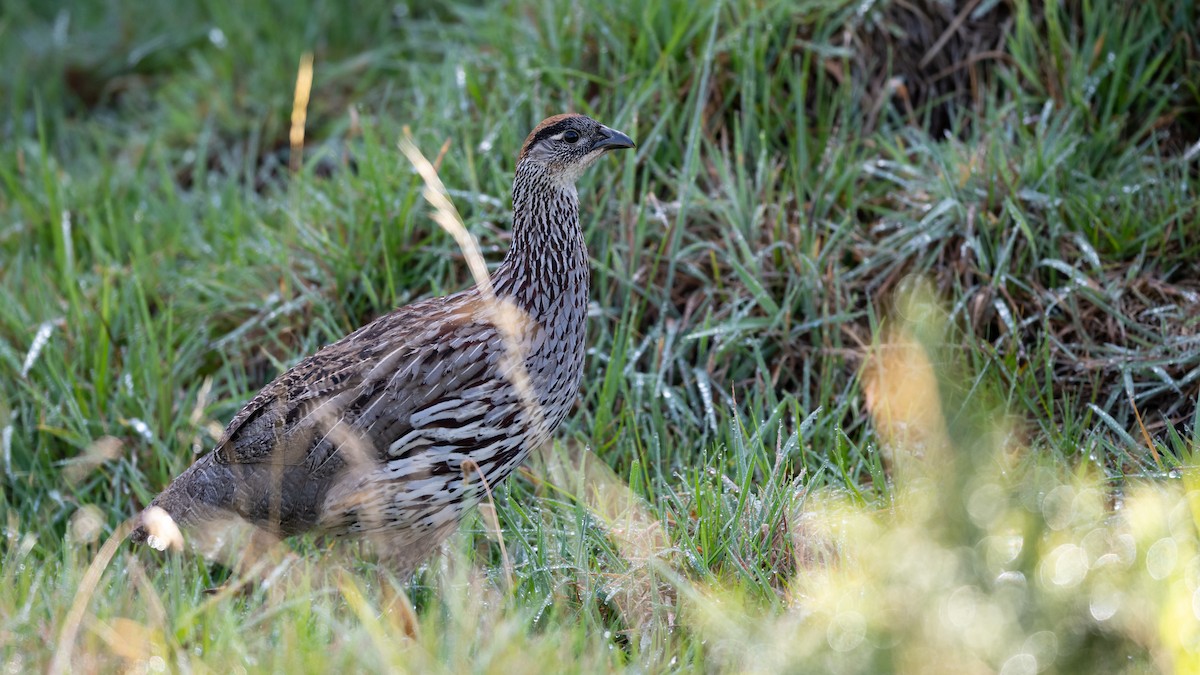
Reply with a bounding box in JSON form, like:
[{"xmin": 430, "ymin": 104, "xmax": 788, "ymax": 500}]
[{"xmin": 130, "ymin": 113, "xmax": 635, "ymax": 576}]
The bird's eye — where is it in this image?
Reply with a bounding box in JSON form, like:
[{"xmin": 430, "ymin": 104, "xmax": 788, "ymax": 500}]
[{"xmin": 562, "ymin": 130, "xmax": 581, "ymax": 143}]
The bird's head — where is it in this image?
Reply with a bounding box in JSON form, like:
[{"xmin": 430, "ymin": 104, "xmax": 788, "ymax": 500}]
[{"xmin": 516, "ymin": 113, "xmax": 635, "ymax": 186}]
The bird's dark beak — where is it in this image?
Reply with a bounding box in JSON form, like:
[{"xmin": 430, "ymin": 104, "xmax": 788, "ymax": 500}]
[{"xmin": 592, "ymin": 125, "xmax": 636, "ymax": 152}]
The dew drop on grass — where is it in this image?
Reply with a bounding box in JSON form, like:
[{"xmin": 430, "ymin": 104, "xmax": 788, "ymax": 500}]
[
  {"xmin": 967, "ymin": 483, "xmax": 1004, "ymax": 527},
  {"xmin": 60, "ymin": 210, "xmax": 74, "ymax": 270},
  {"xmin": 999, "ymin": 653, "xmax": 1037, "ymax": 675},
  {"xmin": 455, "ymin": 64, "xmax": 468, "ymax": 113},
  {"xmin": 986, "ymin": 535, "xmax": 1024, "ymax": 569},
  {"xmin": 1146, "ymin": 538, "xmax": 1178, "ymax": 580},
  {"xmin": 20, "ymin": 321, "xmax": 54, "ymax": 378},
  {"xmin": 1022, "ymin": 630, "xmax": 1058, "ymax": 670},
  {"xmin": 995, "ymin": 570, "xmax": 1026, "ymax": 589},
  {"xmin": 826, "ymin": 611, "xmax": 866, "ymax": 652},
  {"xmin": 1, "ymin": 422, "xmax": 12, "ymax": 479},
  {"xmin": 1090, "ymin": 589, "xmax": 1121, "ymax": 621},
  {"xmin": 1042, "ymin": 485, "xmax": 1075, "ymax": 530},
  {"xmin": 693, "ymin": 368, "xmax": 717, "ymax": 433},
  {"xmin": 1047, "ymin": 544, "xmax": 1089, "ymax": 587},
  {"xmin": 129, "ymin": 418, "xmax": 155, "ymax": 443},
  {"xmin": 945, "ymin": 586, "xmax": 979, "ymax": 627}
]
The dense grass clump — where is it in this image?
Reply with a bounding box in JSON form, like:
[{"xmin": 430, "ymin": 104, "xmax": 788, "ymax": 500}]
[{"xmin": 1, "ymin": 0, "xmax": 1198, "ymax": 672}]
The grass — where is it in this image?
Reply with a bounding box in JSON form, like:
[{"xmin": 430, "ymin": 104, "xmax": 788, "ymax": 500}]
[{"xmin": 1, "ymin": 0, "xmax": 1199, "ymax": 671}]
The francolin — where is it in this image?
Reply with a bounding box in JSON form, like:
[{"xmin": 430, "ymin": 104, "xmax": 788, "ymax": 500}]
[{"xmin": 131, "ymin": 114, "xmax": 635, "ymax": 576}]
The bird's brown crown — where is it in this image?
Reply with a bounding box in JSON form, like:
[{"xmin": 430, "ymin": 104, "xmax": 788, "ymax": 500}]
[{"xmin": 517, "ymin": 113, "xmax": 586, "ymax": 163}]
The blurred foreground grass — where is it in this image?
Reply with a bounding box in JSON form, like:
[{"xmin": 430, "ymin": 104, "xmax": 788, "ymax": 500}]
[{"xmin": 1, "ymin": 0, "xmax": 1199, "ymax": 671}]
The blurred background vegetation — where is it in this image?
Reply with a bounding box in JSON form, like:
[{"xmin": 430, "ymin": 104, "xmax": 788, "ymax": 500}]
[{"xmin": 1, "ymin": 0, "xmax": 1198, "ymax": 672}]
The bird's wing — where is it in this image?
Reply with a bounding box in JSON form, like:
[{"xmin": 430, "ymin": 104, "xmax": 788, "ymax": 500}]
[
  {"xmin": 211, "ymin": 337, "xmax": 389, "ymax": 466},
  {"xmin": 211, "ymin": 291, "xmax": 519, "ymax": 473}
]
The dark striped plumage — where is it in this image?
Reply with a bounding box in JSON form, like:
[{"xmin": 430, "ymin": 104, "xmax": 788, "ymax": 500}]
[{"xmin": 131, "ymin": 114, "xmax": 635, "ymax": 575}]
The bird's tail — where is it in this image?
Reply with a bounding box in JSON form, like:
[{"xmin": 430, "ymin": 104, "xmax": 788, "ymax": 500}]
[
  {"xmin": 129, "ymin": 452, "xmax": 240, "ymax": 546},
  {"xmin": 130, "ymin": 453, "xmax": 328, "ymax": 548}
]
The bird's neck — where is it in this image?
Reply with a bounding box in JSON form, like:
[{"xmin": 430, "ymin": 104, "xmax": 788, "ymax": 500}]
[{"xmin": 491, "ymin": 165, "xmax": 589, "ymax": 311}]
